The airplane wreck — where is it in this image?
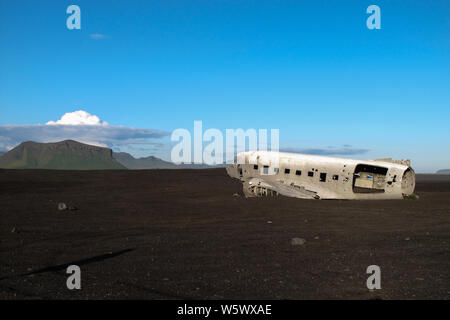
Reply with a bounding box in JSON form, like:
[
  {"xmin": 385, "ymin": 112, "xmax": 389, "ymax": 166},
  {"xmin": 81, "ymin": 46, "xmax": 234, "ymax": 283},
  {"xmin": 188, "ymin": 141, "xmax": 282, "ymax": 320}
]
[{"xmin": 227, "ymin": 151, "xmax": 416, "ymax": 200}]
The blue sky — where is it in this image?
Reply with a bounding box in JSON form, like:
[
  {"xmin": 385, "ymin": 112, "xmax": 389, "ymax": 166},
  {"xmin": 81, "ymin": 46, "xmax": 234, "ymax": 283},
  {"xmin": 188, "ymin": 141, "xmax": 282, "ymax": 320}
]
[{"xmin": 0, "ymin": 0, "xmax": 449, "ymax": 172}]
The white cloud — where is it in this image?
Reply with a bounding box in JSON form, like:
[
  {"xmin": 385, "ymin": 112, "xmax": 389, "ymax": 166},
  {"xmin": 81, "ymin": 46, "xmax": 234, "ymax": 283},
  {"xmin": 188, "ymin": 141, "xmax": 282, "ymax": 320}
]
[
  {"xmin": 46, "ymin": 110, "xmax": 108, "ymax": 126},
  {"xmin": 0, "ymin": 110, "xmax": 169, "ymax": 151},
  {"xmin": 280, "ymin": 146, "xmax": 370, "ymax": 156},
  {"xmin": 90, "ymin": 33, "xmax": 108, "ymax": 40},
  {"xmin": 78, "ymin": 141, "xmax": 109, "ymax": 148}
]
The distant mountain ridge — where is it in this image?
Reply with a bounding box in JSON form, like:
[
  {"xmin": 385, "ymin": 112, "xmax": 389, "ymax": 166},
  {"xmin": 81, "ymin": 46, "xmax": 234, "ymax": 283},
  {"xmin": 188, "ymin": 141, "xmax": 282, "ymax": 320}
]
[
  {"xmin": 0, "ymin": 140, "xmax": 217, "ymax": 170},
  {"xmin": 0, "ymin": 140, "xmax": 125, "ymax": 170},
  {"xmin": 112, "ymin": 152, "xmax": 215, "ymax": 169},
  {"xmin": 436, "ymin": 169, "xmax": 450, "ymax": 175},
  {"xmin": 113, "ymin": 152, "xmax": 178, "ymax": 169}
]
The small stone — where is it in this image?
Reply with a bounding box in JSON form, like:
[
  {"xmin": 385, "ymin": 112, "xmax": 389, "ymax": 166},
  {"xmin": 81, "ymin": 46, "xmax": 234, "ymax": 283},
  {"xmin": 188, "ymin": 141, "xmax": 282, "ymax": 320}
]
[
  {"xmin": 267, "ymin": 221, "xmax": 272, "ymax": 224},
  {"xmin": 314, "ymin": 236, "xmax": 320, "ymax": 240},
  {"xmin": 57, "ymin": 203, "xmax": 67, "ymax": 211},
  {"xmin": 233, "ymin": 193, "xmax": 240, "ymax": 197},
  {"xmin": 291, "ymin": 238, "xmax": 306, "ymax": 246},
  {"xmin": 404, "ymin": 237, "xmax": 410, "ymax": 241}
]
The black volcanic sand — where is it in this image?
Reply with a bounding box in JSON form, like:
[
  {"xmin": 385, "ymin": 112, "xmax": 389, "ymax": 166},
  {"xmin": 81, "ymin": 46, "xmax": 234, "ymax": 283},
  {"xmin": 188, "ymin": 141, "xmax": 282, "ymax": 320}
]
[{"xmin": 0, "ymin": 169, "xmax": 449, "ymax": 299}]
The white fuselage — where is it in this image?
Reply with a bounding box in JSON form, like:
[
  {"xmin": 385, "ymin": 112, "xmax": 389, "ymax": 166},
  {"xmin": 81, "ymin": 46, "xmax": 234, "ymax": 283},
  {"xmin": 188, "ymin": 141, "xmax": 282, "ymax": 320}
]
[{"xmin": 227, "ymin": 151, "xmax": 416, "ymax": 200}]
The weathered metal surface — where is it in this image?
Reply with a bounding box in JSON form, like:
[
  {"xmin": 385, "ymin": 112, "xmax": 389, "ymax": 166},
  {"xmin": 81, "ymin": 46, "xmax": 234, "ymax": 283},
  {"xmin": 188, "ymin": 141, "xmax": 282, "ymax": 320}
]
[{"xmin": 227, "ymin": 151, "xmax": 416, "ymax": 200}]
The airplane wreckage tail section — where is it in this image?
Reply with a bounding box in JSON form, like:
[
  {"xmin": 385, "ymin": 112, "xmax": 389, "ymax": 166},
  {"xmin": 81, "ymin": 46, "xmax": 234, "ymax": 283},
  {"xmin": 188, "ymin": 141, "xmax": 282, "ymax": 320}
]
[{"xmin": 226, "ymin": 151, "xmax": 416, "ymax": 200}]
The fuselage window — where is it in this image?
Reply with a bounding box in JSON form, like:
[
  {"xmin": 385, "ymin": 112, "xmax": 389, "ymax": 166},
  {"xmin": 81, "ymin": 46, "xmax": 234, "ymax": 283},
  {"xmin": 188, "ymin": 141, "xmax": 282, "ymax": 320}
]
[
  {"xmin": 308, "ymin": 171, "xmax": 314, "ymax": 177},
  {"xmin": 320, "ymin": 173, "xmax": 327, "ymax": 182},
  {"xmin": 332, "ymin": 175, "xmax": 339, "ymax": 181},
  {"xmin": 274, "ymin": 168, "xmax": 279, "ymax": 174},
  {"xmin": 295, "ymin": 170, "xmax": 302, "ymax": 176},
  {"xmin": 254, "ymin": 165, "xmax": 258, "ymax": 170},
  {"xmin": 284, "ymin": 168, "xmax": 290, "ymax": 174},
  {"xmin": 263, "ymin": 166, "xmax": 269, "ymax": 174}
]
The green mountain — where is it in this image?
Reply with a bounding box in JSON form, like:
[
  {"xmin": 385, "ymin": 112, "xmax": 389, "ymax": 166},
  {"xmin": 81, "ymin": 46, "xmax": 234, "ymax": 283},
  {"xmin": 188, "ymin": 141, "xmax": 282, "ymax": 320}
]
[
  {"xmin": 0, "ymin": 140, "xmax": 126, "ymax": 170},
  {"xmin": 0, "ymin": 140, "xmax": 222, "ymax": 170},
  {"xmin": 112, "ymin": 152, "xmax": 216, "ymax": 169},
  {"xmin": 113, "ymin": 152, "xmax": 178, "ymax": 169},
  {"xmin": 436, "ymin": 169, "xmax": 450, "ymax": 175}
]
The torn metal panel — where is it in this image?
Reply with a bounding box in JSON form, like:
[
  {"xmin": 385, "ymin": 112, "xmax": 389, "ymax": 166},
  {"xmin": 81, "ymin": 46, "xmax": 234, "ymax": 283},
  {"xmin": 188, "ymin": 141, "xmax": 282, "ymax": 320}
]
[{"xmin": 227, "ymin": 151, "xmax": 416, "ymax": 200}]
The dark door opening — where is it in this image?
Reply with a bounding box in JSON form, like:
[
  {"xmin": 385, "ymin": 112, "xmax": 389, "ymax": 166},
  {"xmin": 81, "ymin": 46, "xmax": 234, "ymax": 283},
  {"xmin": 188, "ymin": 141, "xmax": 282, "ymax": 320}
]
[{"xmin": 353, "ymin": 164, "xmax": 387, "ymax": 193}]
